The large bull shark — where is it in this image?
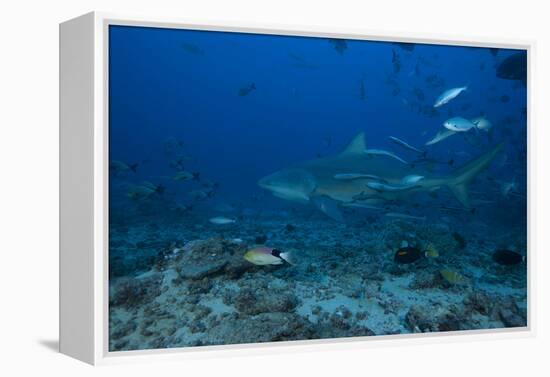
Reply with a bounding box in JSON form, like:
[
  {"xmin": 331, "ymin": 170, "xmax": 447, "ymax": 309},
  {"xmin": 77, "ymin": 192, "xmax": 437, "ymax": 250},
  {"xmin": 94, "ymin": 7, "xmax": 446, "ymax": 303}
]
[{"xmin": 258, "ymin": 132, "xmax": 503, "ymax": 221}]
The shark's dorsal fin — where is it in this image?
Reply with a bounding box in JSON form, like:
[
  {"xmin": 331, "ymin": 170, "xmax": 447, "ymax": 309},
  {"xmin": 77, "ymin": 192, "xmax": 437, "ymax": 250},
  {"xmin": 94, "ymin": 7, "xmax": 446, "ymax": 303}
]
[{"xmin": 340, "ymin": 132, "xmax": 366, "ymax": 156}]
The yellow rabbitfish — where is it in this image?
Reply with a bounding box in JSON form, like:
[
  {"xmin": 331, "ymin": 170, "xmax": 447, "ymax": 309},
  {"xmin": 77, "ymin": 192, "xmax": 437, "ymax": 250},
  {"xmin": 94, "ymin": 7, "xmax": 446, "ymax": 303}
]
[
  {"xmin": 424, "ymin": 243, "xmax": 439, "ymax": 258},
  {"xmin": 440, "ymin": 269, "xmax": 469, "ymax": 285}
]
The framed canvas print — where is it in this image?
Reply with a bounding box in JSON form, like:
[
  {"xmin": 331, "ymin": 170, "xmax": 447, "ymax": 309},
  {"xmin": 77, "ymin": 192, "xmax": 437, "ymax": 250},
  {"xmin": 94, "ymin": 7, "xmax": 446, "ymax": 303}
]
[{"xmin": 60, "ymin": 12, "xmax": 532, "ymax": 365}]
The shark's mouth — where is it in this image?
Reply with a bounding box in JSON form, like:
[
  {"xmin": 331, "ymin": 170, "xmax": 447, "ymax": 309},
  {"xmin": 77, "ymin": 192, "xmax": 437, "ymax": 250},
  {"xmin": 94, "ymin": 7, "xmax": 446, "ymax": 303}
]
[
  {"xmin": 258, "ymin": 170, "xmax": 316, "ymax": 204},
  {"xmin": 258, "ymin": 179, "xmax": 311, "ymax": 203},
  {"xmin": 270, "ymin": 188, "xmax": 311, "ymax": 203}
]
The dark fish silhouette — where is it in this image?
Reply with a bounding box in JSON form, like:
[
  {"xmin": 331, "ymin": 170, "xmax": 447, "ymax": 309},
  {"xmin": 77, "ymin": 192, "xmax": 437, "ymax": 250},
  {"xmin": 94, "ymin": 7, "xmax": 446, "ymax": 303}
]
[
  {"xmin": 392, "ymin": 49, "xmax": 401, "ymax": 74},
  {"xmin": 238, "ymin": 83, "xmax": 256, "ymax": 96},
  {"xmin": 497, "ymin": 52, "xmax": 527, "ymax": 82},
  {"xmin": 413, "ymin": 87, "xmax": 425, "ymax": 101},
  {"xmin": 425, "ymin": 74, "xmax": 445, "ymax": 89},
  {"xmin": 386, "ymin": 76, "xmax": 401, "ymax": 96},
  {"xmin": 414, "ymin": 62, "xmax": 421, "ymax": 76},
  {"xmin": 328, "ymin": 39, "xmax": 348, "ymax": 55},
  {"xmin": 410, "ymin": 156, "xmax": 454, "ymax": 168},
  {"xmin": 181, "ymin": 42, "xmax": 204, "ymax": 56},
  {"xmin": 492, "ymin": 249, "xmax": 525, "ymax": 265},
  {"xmin": 452, "ymin": 232, "xmax": 466, "ymax": 250},
  {"xmin": 169, "ymin": 158, "xmax": 185, "ymax": 171},
  {"xmin": 394, "ymin": 246, "xmax": 422, "ymax": 264},
  {"xmin": 110, "ymin": 160, "xmax": 138, "ymax": 174},
  {"xmin": 393, "ymin": 42, "xmax": 415, "ymax": 51},
  {"xmin": 288, "ymin": 52, "xmax": 318, "ymax": 70},
  {"xmin": 360, "ymin": 79, "xmax": 366, "ymax": 101}
]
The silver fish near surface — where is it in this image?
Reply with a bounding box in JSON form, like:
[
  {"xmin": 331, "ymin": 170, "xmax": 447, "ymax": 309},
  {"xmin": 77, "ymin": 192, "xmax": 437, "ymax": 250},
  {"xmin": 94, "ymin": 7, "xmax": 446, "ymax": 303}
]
[
  {"xmin": 425, "ymin": 129, "xmax": 457, "ymax": 146},
  {"xmin": 365, "ymin": 148, "xmax": 409, "ymax": 164},
  {"xmin": 388, "ymin": 136, "xmax": 424, "ymax": 154},
  {"xmin": 333, "ymin": 173, "xmax": 385, "ymax": 181},
  {"xmin": 238, "ymin": 83, "xmax": 256, "ymax": 96},
  {"xmin": 501, "ymin": 181, "xmax": 517, "ymax": 197},
  {"xmin": 127, "ymin": 181, "xmax": 164, "ymax": 200},
  {"xmin": 209, "ymin": 216, "xmax": 236, "ymax": 225},
  {"xmin": 110, "ymin": 160, "xmax": 138, "ymax": 173},
  {"xmin": 471, "ymin": 116, "xmax": 493, "ymax": 132},
  {"xmin": 188, "ymin": 190, "xmax": 213, "ymax": 200},
  {"xmin": 385, "ymin": 212, "xmax": 427, "ymax": 221},
  {"xmin": 433, "ymin": 86, "xmax": 467, "ymax": 107},
  {"xmin": 174, "ymin": 170, "xmax": 200, "ymax": 181},
  {"xmin": 401, "ymin": 174, "xmax": 424, "ymax": 184},
  {"xmin": 443, "ymin": 117, "xmax": 477, "ymax": 132},
  {"xmin": 366, "ymin": 181, "xmax": 418, "ymax": 192},
  {"xmin": 341, "ymin": 202, "xmax": 383, "ymax": 210}
]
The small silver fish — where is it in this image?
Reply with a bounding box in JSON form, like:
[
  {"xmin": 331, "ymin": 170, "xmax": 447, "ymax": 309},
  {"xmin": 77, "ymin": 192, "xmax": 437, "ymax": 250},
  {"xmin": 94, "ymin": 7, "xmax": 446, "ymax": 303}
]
[
  {"xmin": 401, "ymin": 174, "xmax": 424, "ymax": 184},
  {"xmin": 110, "ymin": 160, "xmax": 138, "ymax": 173},
  {"xmin": 209, "ymin": 216, "xmax": 236, "ymax": 225},
  {"xmin": 333, "ymin": 173, "xmax": 385, "ymax": 181},
  {"xmin": 239, "ymin": 83, "xmax": 256, "ymax": 96},
  {"xmin": 385, "ymin": 212, "xmax": 426, "ymax": 221},
  {"xmin": 388, "ymin": 136, "xmax": 424, "ymax": 154},
  {"xmin": 425, "ymin": 129, "xmax": 457, "ymax": 146},
  {"xmin": 471, "ymin": 116, "xmax": 493, "ymax": 132},
  {"xmin": 188, "ymin": 190, "xmax": 211, "ymax": 200},
  {"xmin": 365, "ymin": 149, "xmax": 409, "ymax": 164},
  {"xmin": 440, "ymin": 205, "xmax": 475, "ymax": 213},
  {"xmin": 342, "ymin": 202, "xmax": 383, "ymax": 210},
  {"xmin": 174, "ymin": 170, "xmax": 199, "ymax": 181},
  {"xmin": 434, "ymin": 86, "xmax": 467, "ymax": 107},
  {"xmin": 443, "ymin": 117, "xmax": 477, "ymax": 132},
  {"xmin": 367, "ymin": 182, "xmax": 418, "ymax": 192},
  {"xmin": 470, "ymin": 199, "xmax": 495, "ymax": 205},
  {"xmin": 127, "ymin": 182, "xmax": 163, "ymax": 200},
  {"xmin": 501, "ymin": 181, "xmax": 516, "ymax": 197}
]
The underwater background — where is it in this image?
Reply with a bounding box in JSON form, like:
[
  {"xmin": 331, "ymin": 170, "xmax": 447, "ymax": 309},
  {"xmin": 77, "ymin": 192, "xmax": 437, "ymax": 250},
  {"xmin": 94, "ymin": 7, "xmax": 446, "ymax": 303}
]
[{"xmin": 108, "ymin": 25, "xmax": 527, "ymax": 351}]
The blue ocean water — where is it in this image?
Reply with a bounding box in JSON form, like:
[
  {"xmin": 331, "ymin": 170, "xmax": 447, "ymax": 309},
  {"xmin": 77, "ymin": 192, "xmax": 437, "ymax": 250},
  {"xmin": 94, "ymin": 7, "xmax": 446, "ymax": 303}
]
[{"xmin": 108, "ymin": 25, "xmax": 527, "ymax": 351}]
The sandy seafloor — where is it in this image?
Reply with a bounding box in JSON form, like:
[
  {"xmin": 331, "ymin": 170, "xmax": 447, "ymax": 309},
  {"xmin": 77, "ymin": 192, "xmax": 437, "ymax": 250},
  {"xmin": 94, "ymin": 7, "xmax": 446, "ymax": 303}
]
[{"xmin": 108, "ymin": 204, "xmax": 527, "ymax": 352}]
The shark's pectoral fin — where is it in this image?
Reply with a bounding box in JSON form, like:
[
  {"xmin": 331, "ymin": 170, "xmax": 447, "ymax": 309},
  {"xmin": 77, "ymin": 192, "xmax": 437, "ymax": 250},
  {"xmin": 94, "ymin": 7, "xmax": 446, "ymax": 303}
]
[
  {"xmin": 312, "ymin": 196, "xmax": 344, "ymax": 222},
  {"xmin": 448, "ymin": 184, "xmax": 470, "ymax": 208},
  {"xmin": 272, "ymin": 191, "xmax": 310, "ymax": 203}
]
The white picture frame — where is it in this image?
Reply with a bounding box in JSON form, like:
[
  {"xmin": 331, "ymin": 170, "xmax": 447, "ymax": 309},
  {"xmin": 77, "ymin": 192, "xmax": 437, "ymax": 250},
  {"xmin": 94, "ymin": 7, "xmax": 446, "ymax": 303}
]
[{"xmin": 59, "ymin": 11, "xmax": 535, "ymax": 365}]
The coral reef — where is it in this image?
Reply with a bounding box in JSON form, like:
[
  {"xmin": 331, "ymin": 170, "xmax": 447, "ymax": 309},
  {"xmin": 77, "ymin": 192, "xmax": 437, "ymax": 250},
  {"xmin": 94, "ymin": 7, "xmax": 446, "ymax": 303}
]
[
  {"xmin": 174, "ymin": 237, "xmax": 252, "ymax": 280},
  {"xmin": 230, "ymin": 287, "xmax": 299, "ymax": 315},
  {"xmin": 108, "ymin": 212, "xmax": 528, "ymax": 351},
  {"xmin": 405, "ymin": 305, "xmax": 462, "ymax": 333},
  {"xmin": 207, "ymin": 313, "xmax": 313, "ymax": 344},
  {"xmin": 110, "ymin": 273, "xmax": 163, "ymax": 309}
]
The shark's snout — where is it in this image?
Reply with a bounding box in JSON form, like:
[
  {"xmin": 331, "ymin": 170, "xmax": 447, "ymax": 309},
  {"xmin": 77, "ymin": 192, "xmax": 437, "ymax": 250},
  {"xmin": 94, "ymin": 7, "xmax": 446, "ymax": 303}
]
[
  {"xmin": 257, "ymin": 175, "xmax": 273, "ymax": 190},
  {"xmin": 257, "ymin": 169, "xmax": 316, "ymax": 203}
]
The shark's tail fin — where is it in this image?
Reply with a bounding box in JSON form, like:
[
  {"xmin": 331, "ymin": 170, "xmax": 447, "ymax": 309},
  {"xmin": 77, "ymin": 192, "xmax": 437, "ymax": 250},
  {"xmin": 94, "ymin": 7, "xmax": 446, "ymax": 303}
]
[{"xmin": 446, "ymin": 143, "xmax": 504, "ymax": 208}]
